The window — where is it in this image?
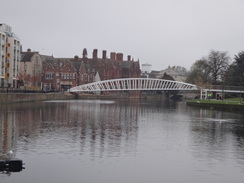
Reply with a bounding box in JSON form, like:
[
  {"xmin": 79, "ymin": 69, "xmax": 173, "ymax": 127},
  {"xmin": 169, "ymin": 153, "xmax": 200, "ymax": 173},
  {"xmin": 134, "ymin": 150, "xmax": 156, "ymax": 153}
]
[{"xmin": 45, "ymin": 72, "xmax": 53, "ymax": 80}]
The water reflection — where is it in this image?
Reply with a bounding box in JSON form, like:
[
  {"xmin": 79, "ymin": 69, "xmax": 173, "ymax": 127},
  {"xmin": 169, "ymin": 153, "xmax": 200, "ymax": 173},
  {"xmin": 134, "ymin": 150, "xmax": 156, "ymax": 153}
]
[
  {"xmin": 0, "ymin": 99, "xmax": 244, "ymax": 182},
  {"xmin": 2, "ymin": 100, "xmax": 141, "ymax": 159},
  {"xmin": 0, "ymin": 110, "xmax": 18, "ymax": 158},
  {"xmin": 187, "ymin": 105, "xmax": 244, "ymax": 167}
]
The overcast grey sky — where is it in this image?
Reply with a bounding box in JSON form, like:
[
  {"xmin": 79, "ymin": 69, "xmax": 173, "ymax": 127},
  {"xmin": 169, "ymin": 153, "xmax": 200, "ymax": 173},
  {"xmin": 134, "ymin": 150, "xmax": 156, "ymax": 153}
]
[{"xmin": 2, "ymin": 0, "xmax": 244, "ymax": 70}]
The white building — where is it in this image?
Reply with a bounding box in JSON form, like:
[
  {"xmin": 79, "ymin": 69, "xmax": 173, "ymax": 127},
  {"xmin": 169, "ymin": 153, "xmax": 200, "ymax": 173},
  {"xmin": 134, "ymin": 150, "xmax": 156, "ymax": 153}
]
[
  {"xmin": 141, "ymin": 63, "xmax": 152, "ymax": 73},
  {"xmin": 141, "ymin": 63, "xmax": 152, "ymax": 78},
  {"xmin": 0, "ymin": 23, "xmax": 21, "ymax": 88},
  {"xmin": 152, "ymin": 66, "xmax": 188, "ymax": 82}
]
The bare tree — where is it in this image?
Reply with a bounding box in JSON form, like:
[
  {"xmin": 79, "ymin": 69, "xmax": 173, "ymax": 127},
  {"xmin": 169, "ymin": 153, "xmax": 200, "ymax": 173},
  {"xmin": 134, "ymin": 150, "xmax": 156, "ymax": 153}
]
[
  {"xmin": 207, "ymin": 50, "xmax": 230, "ymax": 84},
  {"xmin": 17, "ymin": 72, "xmax": 31, "ymax": 87},
  {"xmin": 187, "ymin": 50, "xmax": 230, "ymax": 86}
]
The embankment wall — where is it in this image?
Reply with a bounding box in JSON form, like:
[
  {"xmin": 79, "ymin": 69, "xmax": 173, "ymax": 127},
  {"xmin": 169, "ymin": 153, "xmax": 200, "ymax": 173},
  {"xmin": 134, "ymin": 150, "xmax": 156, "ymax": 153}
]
[{"xmin": 0, "ymin": 93, "xmax": 75, "ymax": 103}]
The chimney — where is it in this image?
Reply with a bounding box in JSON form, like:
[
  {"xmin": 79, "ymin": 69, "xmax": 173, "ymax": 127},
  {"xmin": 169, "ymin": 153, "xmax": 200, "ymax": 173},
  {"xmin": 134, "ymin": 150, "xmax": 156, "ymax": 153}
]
[
  {"xmin": 110, "ymin": 52, "xmax": 116, "ymax": 60},
  {"xmin": 116, "ymin": 53, "xmax": 123, "ymax": 61},
  {"xmin": 93, "ymin": 49, "xmax": 98, "ymax": 59},
  {"xmin": 102, "ymin": 50, "xmax": 107, "ymax": 59},
  {"xmin": 82, "ymin": 48, "xmax": 87, "ymax": 58},
  {"xmin": 74, "ymin": 55, "xmax": 79, "ymax": 60},
  {"xmin": 127, "ymin": 55, "xmax": 131, "ymax": 61},
  {"xmin": 27, "ymin": 48, "xmax": 31, "ymax": 52}
]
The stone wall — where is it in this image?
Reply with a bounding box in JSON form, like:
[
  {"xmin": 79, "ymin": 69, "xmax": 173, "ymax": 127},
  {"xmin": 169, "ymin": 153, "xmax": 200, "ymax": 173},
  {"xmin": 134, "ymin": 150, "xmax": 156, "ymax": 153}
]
[{"xmin": 0, "ymin": 92, "xmax": 75, "ymax": 103}]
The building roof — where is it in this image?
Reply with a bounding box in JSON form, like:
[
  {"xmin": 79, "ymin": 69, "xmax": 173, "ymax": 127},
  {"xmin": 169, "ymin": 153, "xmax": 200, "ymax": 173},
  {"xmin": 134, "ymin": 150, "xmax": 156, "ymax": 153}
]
[
  {"xmin": 21, "ymin": 52, "xmax": 38, "ymax": 62},
  {"xmin": 40, "ymin": 55, "xmax": 55, "ymax": 62}
]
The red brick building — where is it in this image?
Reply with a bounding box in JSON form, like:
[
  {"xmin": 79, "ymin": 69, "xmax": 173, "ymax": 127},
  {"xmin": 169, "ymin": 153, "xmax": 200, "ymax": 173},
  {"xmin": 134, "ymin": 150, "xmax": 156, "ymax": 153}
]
[
  {"xmin": 41, "ymin": 48, "xmax": 141, "ymax": 91},
  {"xmin": 42, "ymin": 59, "xmax": 77, "ymax": 91}
]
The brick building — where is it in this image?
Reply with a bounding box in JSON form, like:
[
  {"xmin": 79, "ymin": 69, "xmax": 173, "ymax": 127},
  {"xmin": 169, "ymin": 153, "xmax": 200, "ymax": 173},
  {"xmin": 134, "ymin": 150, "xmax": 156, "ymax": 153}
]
[
  {"xmin": 22, "ymin": 48, "xmax": 140, "ymax": 91},
  {"xmin": 42, "ymin": 48, "xmax": 140, "ymax": 91},
  {"xmin": 42, "ymin": 59, "xmax": 77, "ymax": 91}
]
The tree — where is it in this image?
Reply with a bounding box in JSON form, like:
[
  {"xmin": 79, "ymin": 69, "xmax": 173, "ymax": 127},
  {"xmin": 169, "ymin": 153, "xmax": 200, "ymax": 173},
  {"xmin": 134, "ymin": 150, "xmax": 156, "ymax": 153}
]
[
  {"xmin": 186, "ymin": 50, "xmax": 230, "ymax": 86},
  {"xmin": 17, "ymin": 72, "xmax": 31, "ymax": 87},
  {"xmin": 186, "ymin": 58, "xmax": 211, "ymax": 86},
  {"xmin": 225, "ymin": 51, "xmax": 244, "ymax": 87},
  {"xmin": 161, "ymin": 73, "xmax": 174, "ymax": 81},
  {"xmin": 207, "ymin": 50, "xmax": 230, "ymax": 85}
]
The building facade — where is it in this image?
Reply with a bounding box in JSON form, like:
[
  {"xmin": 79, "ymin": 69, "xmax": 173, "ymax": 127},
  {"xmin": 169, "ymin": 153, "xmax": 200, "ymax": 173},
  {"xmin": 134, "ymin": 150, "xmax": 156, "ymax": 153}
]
[
  {"xmin": 0, "ymin": 23, "xmax": 21, "ymax": 88},
  {"xmin": 20, "ymin": 49, "xmax": 43, "ymax": 89},
  {"xmin": 20, "ymin": 48, "xmax": 140, "ymax": 91},
  {"xmin": 42, "ymin": 59, "xmax": 77, "ymax": 91},
  {"xmin": 150, "ymin": 66, "xmax": 187, "ymax": 82},
  {"xmin": 40, "ymin": 49, "xmax": 141, "ymax": 91}
]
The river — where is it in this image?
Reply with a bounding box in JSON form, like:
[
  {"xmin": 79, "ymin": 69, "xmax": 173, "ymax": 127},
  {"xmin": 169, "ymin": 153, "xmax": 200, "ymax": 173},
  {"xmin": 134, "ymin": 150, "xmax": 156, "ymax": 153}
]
[{"xmin": 0, "ymin": 99, "xmax": 244, "ymax": 183}]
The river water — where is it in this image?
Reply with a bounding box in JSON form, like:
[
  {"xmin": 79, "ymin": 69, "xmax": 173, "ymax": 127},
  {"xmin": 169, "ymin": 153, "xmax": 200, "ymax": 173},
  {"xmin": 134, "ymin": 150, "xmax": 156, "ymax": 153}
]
[{"xmin": 0, "ymin": 99, "xmax": 244, "ymax": 183}]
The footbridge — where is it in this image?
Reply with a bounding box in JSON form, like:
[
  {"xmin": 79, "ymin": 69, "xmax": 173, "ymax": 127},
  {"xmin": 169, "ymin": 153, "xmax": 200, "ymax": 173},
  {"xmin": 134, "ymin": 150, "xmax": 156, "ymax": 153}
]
[{"xmin": 69, "ymin": 78, "xmax": 198, "ymax": 93}]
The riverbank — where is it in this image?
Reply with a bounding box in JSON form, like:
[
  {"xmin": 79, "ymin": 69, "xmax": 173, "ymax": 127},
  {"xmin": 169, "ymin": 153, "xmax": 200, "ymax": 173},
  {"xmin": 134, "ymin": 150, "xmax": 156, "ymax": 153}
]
[
  {"xmin": 186, "ymin": 99, "xmax": 244, "ymax": 111},
  {"xmin": 0, "ymin": 92, "xmax": 75, "ymax": 103},
  {"xmin": 0, "ymin": 92, "xmax": 167, "ymax": 103},
  {"xmin": 0, "ymin": 90, "xmax": 198, "ymax": 103}
]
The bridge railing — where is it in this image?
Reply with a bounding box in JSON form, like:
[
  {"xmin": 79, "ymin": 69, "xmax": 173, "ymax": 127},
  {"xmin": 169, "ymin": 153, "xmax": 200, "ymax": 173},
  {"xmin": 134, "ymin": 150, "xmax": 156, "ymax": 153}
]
[
  {"xmin": 199, "ymin": 85, "xmax": 244, "ymax": 91},
  {"xmin": 211, "ymin": 85, "xmax": 244, "ymax": 91},
  {"xmin": 70, "ymin": 78, "xmax": 198, "ymax": 92}
]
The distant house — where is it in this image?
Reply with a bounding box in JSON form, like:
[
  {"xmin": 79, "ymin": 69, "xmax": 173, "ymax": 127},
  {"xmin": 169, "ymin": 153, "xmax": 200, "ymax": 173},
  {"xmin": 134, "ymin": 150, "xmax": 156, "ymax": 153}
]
[
  {"xmin": 150, "ymin": 66, "xmax": 187, "ymax": 82},
  {"xmin": 20, "ymin": 49, "xmax": 43, "ymax": 89}
]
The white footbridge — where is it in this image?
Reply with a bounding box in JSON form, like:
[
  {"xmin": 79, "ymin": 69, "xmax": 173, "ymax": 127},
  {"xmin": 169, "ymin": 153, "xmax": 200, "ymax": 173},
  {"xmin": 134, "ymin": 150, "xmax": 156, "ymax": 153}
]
[{"xmin": 70, "ymin": 78, "xmax": 198, "ymax": 93}]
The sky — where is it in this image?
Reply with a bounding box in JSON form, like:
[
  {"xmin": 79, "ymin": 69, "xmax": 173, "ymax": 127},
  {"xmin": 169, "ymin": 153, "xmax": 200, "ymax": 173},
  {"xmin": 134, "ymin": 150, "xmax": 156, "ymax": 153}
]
[{"xmin": 2, "ymin": 0, "xmax": 244, "ymax": 70}]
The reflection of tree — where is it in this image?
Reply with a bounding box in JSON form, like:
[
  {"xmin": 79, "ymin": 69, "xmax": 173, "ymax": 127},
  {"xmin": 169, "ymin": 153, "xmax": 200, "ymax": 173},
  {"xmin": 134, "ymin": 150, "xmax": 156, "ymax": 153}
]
[
  {"xmin": 188, "ymin": 106, "xmax": 244, "ymax": 162},
  {"xmin": 231, "ymin": 125, "xmax": 244, "ymax": 165}
]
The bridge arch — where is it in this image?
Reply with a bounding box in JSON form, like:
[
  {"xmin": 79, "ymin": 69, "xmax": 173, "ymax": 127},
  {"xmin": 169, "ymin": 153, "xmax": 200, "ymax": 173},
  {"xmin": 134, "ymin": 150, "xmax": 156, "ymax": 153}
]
[{"xmin": 70, "ymin": 78, "xmax": 198, "ymax": 93}]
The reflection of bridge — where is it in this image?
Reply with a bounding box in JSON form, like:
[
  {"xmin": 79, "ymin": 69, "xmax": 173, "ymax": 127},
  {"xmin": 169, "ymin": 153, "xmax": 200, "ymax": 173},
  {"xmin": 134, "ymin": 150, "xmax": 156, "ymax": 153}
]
[{"xmin": 70, "ymin": 78, "xmax": 198, "ymax": 93}]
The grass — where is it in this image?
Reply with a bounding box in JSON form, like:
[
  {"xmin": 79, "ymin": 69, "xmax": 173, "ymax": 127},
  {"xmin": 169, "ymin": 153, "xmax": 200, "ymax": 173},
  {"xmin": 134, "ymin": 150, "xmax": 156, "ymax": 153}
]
[
  {"xmin": 187, "ymin": 98, "xmax": 244, "ymax": 105},
  {"xmin": 225, "ymin": 98, "xmax": 244, "ymax": 102}
]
